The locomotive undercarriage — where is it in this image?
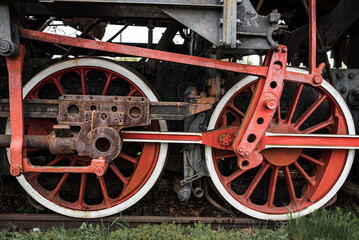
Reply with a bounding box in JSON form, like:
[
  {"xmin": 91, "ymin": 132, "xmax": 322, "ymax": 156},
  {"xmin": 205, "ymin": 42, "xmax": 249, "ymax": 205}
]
[{"xmin": 1, "ymin": 0, "xmax": 359, "ymax": 220}]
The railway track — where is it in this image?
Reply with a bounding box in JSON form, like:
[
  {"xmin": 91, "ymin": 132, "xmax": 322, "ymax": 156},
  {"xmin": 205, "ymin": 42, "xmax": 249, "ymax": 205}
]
[{"xmin": 0, "ymin": 214, "xmax": 275, "ymax": 230}]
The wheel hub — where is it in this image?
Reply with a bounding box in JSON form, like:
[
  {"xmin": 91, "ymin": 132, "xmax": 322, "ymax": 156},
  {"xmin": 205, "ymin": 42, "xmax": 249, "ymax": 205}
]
[{"xmin": 261, "ymin": 123, "xmax": 301, "ymax": 167}]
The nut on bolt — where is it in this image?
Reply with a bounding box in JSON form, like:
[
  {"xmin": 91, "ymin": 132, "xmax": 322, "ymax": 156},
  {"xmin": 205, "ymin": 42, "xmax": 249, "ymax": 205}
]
[
  {"xmin": 312, "ymin": 76, "xmax": 322, "ymax": 85},
  {"xmin": 95, "ymin": 166, "xmax": 106, "ymax": 176},
  {"xmin": 0, "ymin": 40, "xmax": 14, "ymax": 56},
  {"xmin": 10, "ymin": 164, "xmax": 22, "ymax": 177},
  {"xmin": 263, "ymin": 98, "xmax": 277, "ymax": 109},
  {"xmin": 237, "ymin": 147, "xmax": 243, "ymax": 154},
  {"xmin": 218, "ymin": 133, "xmax": 232, "ymax": 147}
]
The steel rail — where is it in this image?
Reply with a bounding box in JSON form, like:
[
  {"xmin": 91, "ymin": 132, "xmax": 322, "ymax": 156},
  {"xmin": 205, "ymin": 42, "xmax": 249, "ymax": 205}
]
[{"xmin": 0, "ymin": 213, "xmax": 274, "ymax": 230}]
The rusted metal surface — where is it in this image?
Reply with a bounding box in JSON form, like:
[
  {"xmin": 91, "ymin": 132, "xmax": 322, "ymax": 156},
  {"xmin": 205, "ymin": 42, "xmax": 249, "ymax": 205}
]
[
  {"xmin": 13, "ymin": 0, "xmax": 222, "ymax": 7},
  {"xmin": 58, "ymin": 95, "xmax": 150, "ymax": 128},
  {"xmin": 0, "ymin": 99, "xmax": 58, "ymax": 118},
  {"xmin": 55, "ymin": 95, "xmax": 150, "ymax": 161},
  {"xmin": 0, "ymin": 214, "xmax": 274, "ymax": 230},
  {"xmin": 149, "ymin": 102, "xmax": 212, "ymax": 120},
  {"xmin": 0, "ymin": 98, "xmax": 212, "ymax": 120}
]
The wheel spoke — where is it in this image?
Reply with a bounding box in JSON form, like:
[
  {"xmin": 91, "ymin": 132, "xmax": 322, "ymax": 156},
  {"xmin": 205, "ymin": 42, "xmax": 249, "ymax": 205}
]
[
  {"xmin": 27, "ymin": 92, "xmax": 39, "ymax": 99},
  {"xmin": 294, "ymin": 94, "xmax": 326, "ymax": 129},
  {"xmin": 50, "ymin": 172, "xmax": 71, "ymax": 197},
  {"xmin": 249, "ymin": 84, "xmax": 256, "ymax": 95},
  {"xmin": 77, "ymin": 173, "xmax": 87, "ymax": 206},
  {"xmin": 228, "ymin": 102, "xmax": 245, "ymax": 118},
  {"xmin": 293, "ymin": 161, "xmax": 314, "ymax": 186},
  {"xmin": 52, "ymin": 76, "xmax": 66, "ymax": 95},
  {"xmin": 29, "ymin": 156, "xmax": 65, "ymax": 180},
  {"xmin": 214, "ymin": 150, "xmax": 236, "ymax": 161},
  {"xmin": 98, "ymin": 176, "xmax": 111, "ymax": 205},
  {"xmin": 243, "ymin": 163, "xmax": 269, "ymax": 200},
  {"xmin": 119, "ymin": 152, "xmax": 138, "ymax": 165},
  {"xmin": 267, "ymin": 166, "xmax": 278, "ymax": 207},
  {"xmin": 301, "ymin": 118, "xmax": 335, "ymax": 134},
  {"xmin": 276, "ymin": 102, "xmax": 281, "ymax": 122},
  {"xmin": 221, "ymin": 114, "xmax": 228, "ymax": 126},
  {"xmin": 286, "ymin": 84, "xmax": 303, "ymax": 123},
  {"xmin": 50, "ymin": 160, "xmax": 76, "ymax": 197},
  {"xmin": 102, "ymin": 72, "xmax": 114, "ymax": 95},
  {"xmin": 283, "ymin": 166, "xmax": 297, "ymax": 206},
  {"xmin": 110, "ymin": 164, "xmax": 130, "ymax": 186},
  {"xmin": 127, "ymin": 87, "xmax": 138, "ymax": 96},
  {"xmin": 80, "ymin": 69, "xmax": 87, "ymax": 95},
  {"xmin": 223, "ymin": 168, "xmax": 246, "ymax": 185},
  {"xmin": 300, "ymin": 153, "xmax": 324, "ymax": 166}
]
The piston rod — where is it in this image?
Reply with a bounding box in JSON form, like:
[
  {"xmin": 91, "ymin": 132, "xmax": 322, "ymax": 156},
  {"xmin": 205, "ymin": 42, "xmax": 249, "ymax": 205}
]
[{"xmin": 2, "ymin": 131, "xmax": 359, "ymax": 151}]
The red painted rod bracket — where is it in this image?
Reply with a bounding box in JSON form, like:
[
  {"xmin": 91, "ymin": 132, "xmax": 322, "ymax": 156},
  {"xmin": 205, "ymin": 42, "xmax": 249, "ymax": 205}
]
[
  {"xmin": 6, "ymin": 45, "xmax": 26, "ymax": 177},
  {"xmin": 5, "ymin": 45, "xmax": 108, "ymax": 177},
  {"xmin": 261, "ymin": 133, "xmax": 359, "ymax": 150},
  {"xmin": 19, "ymin": 28, "xmax": 323, "ymax": 86},
  {"xmin": 121, "ymin": 130, "xmax": 359, "ymax": 150},
  {"xmin": 230, "ymin": 46, "xmax": 287, "ymax": 170},
  {"xmin": 23, "ymin": 157, "xmax": 108, "ymax": 177}
]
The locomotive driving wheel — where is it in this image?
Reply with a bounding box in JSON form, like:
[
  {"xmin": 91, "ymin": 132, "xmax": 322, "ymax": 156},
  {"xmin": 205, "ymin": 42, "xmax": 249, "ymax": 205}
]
[
  {"xmin": 6, "ymin": 58, "xmax": 168, "ymax": 218},
  {"xmin": 206, "ymin": 68, "xmax": 355, "ymax": 220}
]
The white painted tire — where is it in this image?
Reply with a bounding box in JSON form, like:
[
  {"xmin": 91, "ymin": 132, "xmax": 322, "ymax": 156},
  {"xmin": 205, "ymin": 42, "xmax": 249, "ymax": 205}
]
[
  {"xmin": 6, "ymin": 58, "xmax": 168, "ymax": 218},
  {"xmin": 205, "ymin": 68, "xmax": 355, "ymax": 221}
]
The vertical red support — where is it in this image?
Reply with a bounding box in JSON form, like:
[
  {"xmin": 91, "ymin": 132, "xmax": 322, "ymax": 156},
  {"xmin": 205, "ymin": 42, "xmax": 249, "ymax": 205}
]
[
  {"xmin": 309, "ymin": 0, "xmax": 316, "ymax": 74},
  {"xmin": 6, "ymin": 45, "xmax": 25, "ymax": 176}
]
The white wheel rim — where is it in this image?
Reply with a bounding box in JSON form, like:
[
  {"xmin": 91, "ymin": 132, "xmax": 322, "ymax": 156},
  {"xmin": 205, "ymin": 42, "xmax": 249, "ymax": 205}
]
[
  {"xmin": 6, "ymin": 58, "xmax": 168, "ymax": 218},
  {"xmin": 205, "ymin": 68, "xmax": 355, "ymax": 221}
]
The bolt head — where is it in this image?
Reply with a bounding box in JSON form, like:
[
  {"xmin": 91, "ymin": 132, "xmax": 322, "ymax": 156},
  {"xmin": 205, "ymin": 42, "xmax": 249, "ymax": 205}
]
[
  {"xmin": 237, "ymin": 147, "xmax": 243, "ymax": 154},
  {"xmin": 218, "ymin": 133, "xmax": 232, "ymax": 146},
  {"xmin": 313, "ymin": 76, "xmax": 322, "ymax": 85},
  {"xmin": 236, "ymin": 40, "xmax": 241, "ymax": 47},
  {"xmin": 281, "ymin": 47, "xmax": 287, "ymax": 53},
  {"xmin": 263, "ymin": 98, "xmax": 277, "ymax": 109},
  {"xmin": 95, "ymin": 166, "xmax": 105, "ymax": 176},
  {"xmin": 0, "ymin": 40, "xmax": 12, "ymax": 55},
  {"xmin": 10, "ymin": 165, "xmax": 22, "ymax": 177},
  {"xmin": 244, "ymin": 151, "xmax": 249, "ymax": 156}
]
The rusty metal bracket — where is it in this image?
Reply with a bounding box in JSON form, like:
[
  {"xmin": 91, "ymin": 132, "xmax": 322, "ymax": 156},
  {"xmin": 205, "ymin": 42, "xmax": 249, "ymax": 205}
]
[
  {"xmin": 0, "ymin": 98, "xmax": 212, "ymax": 120},
  {"xmin": 58, "ymin": 95, "xmax": 150, "ymax": 128}
]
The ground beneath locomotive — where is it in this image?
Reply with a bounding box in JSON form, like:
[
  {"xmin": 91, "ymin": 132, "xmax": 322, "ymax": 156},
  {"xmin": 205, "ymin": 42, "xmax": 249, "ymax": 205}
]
[{"xmin": 0, "ymin": 172, "xmax": 237, "ymax": 217}]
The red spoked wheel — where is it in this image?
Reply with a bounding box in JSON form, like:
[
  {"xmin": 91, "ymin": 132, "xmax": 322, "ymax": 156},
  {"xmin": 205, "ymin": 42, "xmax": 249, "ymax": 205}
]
[
  {"xmin": 205, "ymin": 68, "xmax": 355, "ymax": 220},
  {"xmin": 6, "ymin": 58, "xmax": 168, "ymax": 218}
]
